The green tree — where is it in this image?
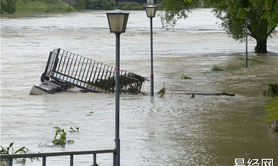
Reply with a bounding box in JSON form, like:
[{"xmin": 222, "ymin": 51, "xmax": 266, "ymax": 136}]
[
  {"xmin": 1, "ymin": 0, "xmax": 16, "ymax": 14},
  {"xmin": 161, "ymin": 0, "xmax": 201, "ymax": 26},
  {"xmin": 74, "ymin": 0, "xmax": 86, "ymax": 9},
  {"xmin": 161, "ymin": 0, "xmax": 278, "ymax": 53}
]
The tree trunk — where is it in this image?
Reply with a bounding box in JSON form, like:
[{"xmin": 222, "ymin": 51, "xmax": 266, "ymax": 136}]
[{"xmin": 255, "ymin": 38, "xmax": 267, "ymax": 53}]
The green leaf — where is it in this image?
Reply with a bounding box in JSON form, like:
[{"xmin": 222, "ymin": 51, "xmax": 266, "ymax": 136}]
[
  {"xmin": 0, "ymin": 145, "xmax": 8, "ymax": 154},
  {"xmin": 8, "ymin": 142, "xmax": 14, "ymax": 149},
  {"xmin": 67, "ymin": 140, "xmax": 75, "ymax": 144},
  {"xmin": 14, "ymin": 146, "xmax": 27, "ymax": 154},
  {"xmin": 238, "ymin": 8, "xmax": 247, "ymax": 19}
]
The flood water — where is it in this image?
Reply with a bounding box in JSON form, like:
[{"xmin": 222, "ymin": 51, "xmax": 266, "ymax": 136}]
[{"xmin": 1, "ymin": 9, "xmax": 278, "ymax": 166}]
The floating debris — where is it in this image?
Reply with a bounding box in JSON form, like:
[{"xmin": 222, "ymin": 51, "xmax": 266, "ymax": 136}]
[
  {"xmin": 180, "ymin": 74, "xmax": 192, "ymax": 79},
  {"xmin": 30, "ymin": 48, "xmax": 147, "ymax": 95}
]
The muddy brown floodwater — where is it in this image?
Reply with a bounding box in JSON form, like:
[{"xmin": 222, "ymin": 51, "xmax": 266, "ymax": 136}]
[{"xmin": 1, "ymin": 9, "xmax": 278, "ymax": 166}]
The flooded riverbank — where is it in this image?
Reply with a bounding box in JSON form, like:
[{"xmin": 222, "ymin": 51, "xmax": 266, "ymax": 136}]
[{"xmin": 1, "ymin": 9, "xmax": 278, "ymax": 166}]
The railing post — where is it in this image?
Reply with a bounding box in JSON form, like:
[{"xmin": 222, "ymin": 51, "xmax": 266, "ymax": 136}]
[
  {"xmin": 8, "ymin": 158, "xmax": 13, "ymax": 166},
  {"xmin": 53, "ymin": 48, "xmax": 61, "ymax": 72},
  {"xmin": 113, "ymin": 151, "xmax": 116, "ymax": 166},
  {"xmin": 42, "ymin": 156, "xmax": 46, "ymax": 166},
  {"xmin": 93, "ymin": 153, "xmax": 97, "ymax": 166},
  {"xmin": 70, "ymin": 154, "xmax": 74, "ymax": 166}
]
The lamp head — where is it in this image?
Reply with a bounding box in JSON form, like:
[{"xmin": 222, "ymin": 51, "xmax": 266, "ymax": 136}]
[
  {"xmin": 145, "ymin": 4, "xmax": 157, "ymax": 18},
  {"xmin": 106, "ymin": 10, "xmax": 129, "ymax": 33}
]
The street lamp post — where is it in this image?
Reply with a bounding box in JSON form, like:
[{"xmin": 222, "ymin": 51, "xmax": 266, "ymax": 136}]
[
  {"xmin": 145, "ymin": 4, "xmax": 157, "ymax": 96},
  {"xmin": 106, "ymin": 10, "xmax": 129, "ymax": 166},
  {"xmin": 245, "ymin": 17, "xmax": 248, "ymax": 68}
]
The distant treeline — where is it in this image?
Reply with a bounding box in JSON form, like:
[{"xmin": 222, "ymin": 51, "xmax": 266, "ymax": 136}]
[
  {"xmin": 1, "ymin": 0, "xmax": 212, "ymax": 14},
  {"xmin": 62, "ymin": 0, "xmax": 149, "ymax": 10},
  {"xmin": 1, "ymin": 0, "xmax": 16, "ymax": 14},
  {"xmin": 0, "ymin": 0, "xmax": 149, "ymax": 14}
]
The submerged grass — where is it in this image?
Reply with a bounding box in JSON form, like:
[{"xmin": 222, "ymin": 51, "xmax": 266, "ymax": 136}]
[
  {"xmin": 263, "ymin": 97, "xmax": 278, "ymax": 125},
  {"xmin": 267, "ymin": 84, "xmax": 278, "ymax": 97},
  {"xmin": 211, "ymin": 57, "xmax": 264, "ymax": 72},
  {"xmin": 211, "ymin": 65, "xmax": 224, "ymax": 72},
  {"xmin": 180, "ymin": 74, "xmax": 192, "ymax": 79}
]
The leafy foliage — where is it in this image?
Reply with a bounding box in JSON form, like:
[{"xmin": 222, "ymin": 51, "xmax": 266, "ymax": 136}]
[
  {"xmin": 158, "ymin": 87, "xmax": 166, "ymax": 98},
  {"xmin": 263, "ymin": 97, "xmax": 278, "ymax": 124},
  {"xmin": 211, "ymin": 65, "xmax": 224, "ymax": 72},
  {"xmin": 52, "ymin": 127, "xmax": 76, "ymax": 146},
  {"xmin": 118, "ymin": 2, "xmax": 143, "ymax": 10},
  {"xmin": 161, "ymin": 0, "xmax": 278, "ymax": 53},
  {"xmin": 69, "ymin": 126, "xmax": 80, "ymax": 132},
  {"xmin": 262, "ymin": 0, "xmax": 278, "ymax": 30},
  {"xmin": 0, "ymin": 142, "xmax": 29, "ymax": 155},
  {"xmin": 0, "ymin": 0, "xmax": 16, "ymax": 14},
  {"xmin": 53, "ymin": 127, "xmax": 67, "ymax": 146},
  {"xmin": 267, "ymin": 84, "xmax": 278, "ymax": 97},
  {"xmin": 86, "ymin": 0, "xmax": 116, "ymax": 10},
  {"xmin": 88, "ymin": 73, "xmax": 145, "ymax": 94},
  {"xmin": 0, "ymin": 142, "xmax": 30, "ymax": 164},
  {"xmin": 160, "ymin": 0, "xmax": 202, "ymax": 27},
  {"xmin": 180, "ymin": 74, "xmax": 192, "ymax": 79},
  {"xmin": 210, "ymin": 0, "xmax": 277, "ymax": 53},
  {"xmin": 73, "ymin": 0, "xmax": 144, "ymax": 10}
]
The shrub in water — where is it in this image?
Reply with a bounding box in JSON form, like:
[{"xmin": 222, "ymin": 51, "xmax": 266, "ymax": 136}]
[
  {"xmin": 211, "ymin": 65, "xmax": 224, "ymax": 72},
  {"xmin": 267, "ymin": 84, "xmax": 278, "ymax": 97},
  {"xmin": 180, "ymin": 74, "xmax": 192, "ymax": 79}
]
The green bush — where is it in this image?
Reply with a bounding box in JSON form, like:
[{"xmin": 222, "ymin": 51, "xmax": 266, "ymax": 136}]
[
  {"xmin": 263, "ymin": 97, "xmax": 278, "ymax": 124},
  {"xmin": 1, "ymin": 0, "xmax": 16, "ymax": 14},
  {"xmin": 74, "ymin": 0, "xmax": 86, "ymax": 9},
  {"xmin": 7, "ymin": 0, "xmax": 74, "ymax": 15},
  {"xmin": 211, "ymin": 65, "xmax": 224, "ymax": 72},
  {"xmin": 180, "ymin": 74, "xmax": 192, "ymax": 79},
  {"xmin": 86, "ymin": 0, "xmax": 116, "ymax": 10},
  {"xmin": 267, "ymin": 84, "xmax": 278, "ymax": 97},
  {"xmin": 118, "ymin": 2, "xmax": 143, "ymax": 10}
]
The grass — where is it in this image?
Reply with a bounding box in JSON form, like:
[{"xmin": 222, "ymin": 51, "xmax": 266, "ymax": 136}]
[
  {"xmin": 180, "ymin": 74, "xmax": 192, "ymax": 79},
  {"xmin": 267, "ymin": 84, "xmax": 278, "ymax": 97},
  {"xmin": 211, "ymin": 57, "xmax": 264, "ymax": 72},
  {"xmin": 2, "ymin": 0, "xmax": 73, "ymax": 17},
  {"xmin": 211, "ymin": 65, "xmax": 224, "ymax": 72},
  {"xmin": 263, "ymin": 97, "xmax": 278, "ymax": 125}
]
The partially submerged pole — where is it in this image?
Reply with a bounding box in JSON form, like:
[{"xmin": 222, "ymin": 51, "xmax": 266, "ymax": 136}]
[{"xmin": 245, "ymin": 17, "xmax": 248, "ymax": 68}]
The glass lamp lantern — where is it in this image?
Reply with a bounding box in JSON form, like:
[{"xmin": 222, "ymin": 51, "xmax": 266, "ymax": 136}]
[
  {"xmin": 106, "ymin": 10, "xmax": 129, "ymax": 33},
  {"xmin": 145, "ymin": 4, "xmax": 157, "ymax": 18}
]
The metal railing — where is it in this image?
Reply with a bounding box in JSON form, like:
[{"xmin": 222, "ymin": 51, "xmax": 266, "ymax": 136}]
[
  {"xmin": 42, "ymin": 48, "xmax": 146, "ymax": 93},
  {"xmin": 0, "ymin": 149, "xmax": 116, "ymax": 166}
]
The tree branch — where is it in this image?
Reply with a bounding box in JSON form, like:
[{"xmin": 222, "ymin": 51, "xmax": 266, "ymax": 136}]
[
  {"xmin": 267, "ymin": 27, "xmax": 276, "ymax": 37},
  {"xmin": 248, "ymin": 32, "xmax": 256, "ymax": 39}
]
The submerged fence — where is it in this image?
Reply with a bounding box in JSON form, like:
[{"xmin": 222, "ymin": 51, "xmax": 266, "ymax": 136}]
[
  {"xmin": 0, "ymin": 149, "xmax": 116, "ymax": 166},
  {"xmin": 42, "ymin": 48, "xmax": 146, "ymax": 93}
]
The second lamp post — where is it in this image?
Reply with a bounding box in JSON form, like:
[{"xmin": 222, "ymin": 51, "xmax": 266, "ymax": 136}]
[{"xmin": 145, "ymin": 4, "xmax": 157, "ymax": 96}]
